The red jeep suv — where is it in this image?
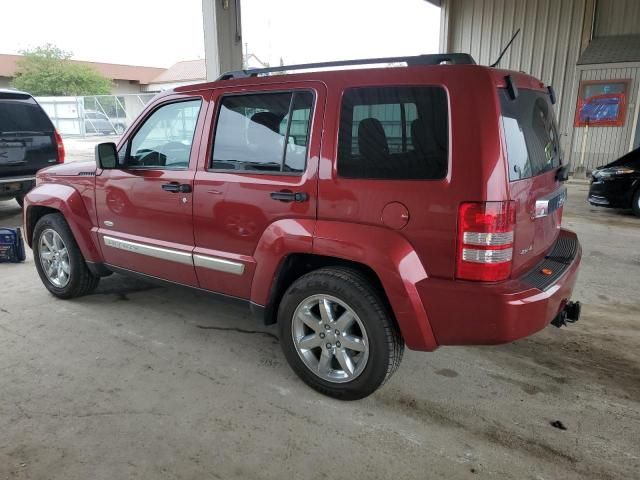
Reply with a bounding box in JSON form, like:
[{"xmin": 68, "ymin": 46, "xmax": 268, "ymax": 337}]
[{"xmin": 23, "ymin": 54, "xmax": 581, "ymax": 399}]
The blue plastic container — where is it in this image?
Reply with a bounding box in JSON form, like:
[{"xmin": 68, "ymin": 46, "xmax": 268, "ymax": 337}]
[{"xmin": 0, "ymin": 227, "xmax": 26, "ymax": 263}]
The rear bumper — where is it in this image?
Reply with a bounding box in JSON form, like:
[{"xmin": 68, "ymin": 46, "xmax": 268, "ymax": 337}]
[
  {"xmin": 0, "ymin": 176, "xmax": 35, "ymax": 198},
  {"xmin": 417, "ymin": 229, "xmax": 582, "ymax": 346}
]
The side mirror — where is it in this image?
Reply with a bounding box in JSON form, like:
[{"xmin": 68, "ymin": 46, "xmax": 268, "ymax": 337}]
[{"xmin": 95, "ymin": 142, "xmax": 118, "ymax": 169}]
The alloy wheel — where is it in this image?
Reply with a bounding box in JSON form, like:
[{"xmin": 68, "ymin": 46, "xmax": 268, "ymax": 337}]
[
  {"xmin": 291, "ymin": 294, "xmax": 369, "ymax": 383},
  {"xmin": 39, "ymin": 229, "xmax": 71, "ymax": 288}
]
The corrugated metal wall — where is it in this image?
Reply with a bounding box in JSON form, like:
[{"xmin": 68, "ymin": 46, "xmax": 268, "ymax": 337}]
[
  {"xmin": 445, "ymin": 0, "xmax": 590, "ymax": 157},
  {"xmin": 571, "ymin": 65, "xmax": 640, "ymax": 171},
  {"xmin": 595, "ymin": 0, "xmax": 640, "ymax": 36}
]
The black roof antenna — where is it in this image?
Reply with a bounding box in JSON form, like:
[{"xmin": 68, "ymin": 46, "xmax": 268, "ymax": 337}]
[{"xmin": 490, "ymin": 29, "xmax": 521, "ymax": 68}]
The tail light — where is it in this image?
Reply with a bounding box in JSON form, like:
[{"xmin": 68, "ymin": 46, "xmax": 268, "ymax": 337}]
[
  {"xmin": 54, "ymin": 129, "xmax": 65, "ymax": 163},
  {"xmin": 456, "ymin": 201, "xmax": 515, "ymax": 282}
]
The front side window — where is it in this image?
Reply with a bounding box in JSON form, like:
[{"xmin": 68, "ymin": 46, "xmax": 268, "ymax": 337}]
[
  {"xmin": 337, "ymin": 86, "xmax": 448, "ymax": 180},
  {"xmin": 127, "ymin": 99, "xmax": 202, "ymax": 169},
  {"xmin": 500, "ymin": 89, "xmax": 561, "ymax": 181},
  {"xmin": 211, "ymin": 91, "xmax": 314, "ymax": 174}
]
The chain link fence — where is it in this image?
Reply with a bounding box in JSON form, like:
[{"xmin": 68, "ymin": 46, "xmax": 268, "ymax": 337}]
[{"xmin": 37, "ymin": 94, "xmax": 156, "ymax": 137}]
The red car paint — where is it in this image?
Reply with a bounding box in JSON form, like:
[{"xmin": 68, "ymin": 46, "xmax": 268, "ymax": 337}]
[{"xmin": 24, "ymin": 63, "xmax": 581, "ymax": 352}]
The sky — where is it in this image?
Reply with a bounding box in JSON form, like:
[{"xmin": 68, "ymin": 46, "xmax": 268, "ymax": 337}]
[{"xmin": 0, "ymin": 0, "xmax": 440, "ymax": 68}]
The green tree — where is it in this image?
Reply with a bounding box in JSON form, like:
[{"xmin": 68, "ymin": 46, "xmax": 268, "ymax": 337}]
[{"xmin": 12, "ymin": 44, "xmax": 112, "ymax": 96}]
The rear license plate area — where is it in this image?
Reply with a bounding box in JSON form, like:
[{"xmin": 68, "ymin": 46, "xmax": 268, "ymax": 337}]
[
  {"xmin": 0, "ymin": 182, "xmax": 22, "ymax": 194},
  {"xmin": 0, "ymin": 143, "xmax": 27, "ymax": 165}
]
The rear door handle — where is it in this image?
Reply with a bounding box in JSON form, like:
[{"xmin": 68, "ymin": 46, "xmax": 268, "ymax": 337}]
[
  {"xmin": 270, "ymin": 190, "xmax": 308, "ymax": 203},
  {"xmin": 162, "ymin": 182, "xmax": 192, "ymax": 193}
]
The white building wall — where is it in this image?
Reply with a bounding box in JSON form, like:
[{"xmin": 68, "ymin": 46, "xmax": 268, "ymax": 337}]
[
  {"xmin": 111, "ymin": 79, "xmax": 144, "ymax": 95},
  {"xmin": 442, "ymin": 0, "xmax": 595, "ymax": 159},
  {"xmin": 595, "ymin": 0, "xmax": 640, "ymax": 36}
]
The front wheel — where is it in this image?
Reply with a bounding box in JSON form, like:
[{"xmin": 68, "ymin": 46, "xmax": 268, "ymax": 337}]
[
  {"xmin": 278, "ymin": 267, "xmax": 404, "ymax": 400},
  {"xmin": 632, "ymin": 188, "xmax": 640, "ymax": 217},
  {"xmin": 33, "ymin": 213, "xmax": 99, "ymax": 298}
]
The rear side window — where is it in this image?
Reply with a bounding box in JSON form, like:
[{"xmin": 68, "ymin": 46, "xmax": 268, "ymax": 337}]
[
  {"xmin": 337, "ymin": 86, "xmax": 448, "ymax": 180},
  {"xmin": 0, "ymin": 100, "xmax": 53, "ymax": 133},
  {"xmin": 500, "ymin": 89, "xmax": 561, "ymax": 181},
  {"xmin": 211, "ymin": 91, "xmax": 314, "ymax": 174}
]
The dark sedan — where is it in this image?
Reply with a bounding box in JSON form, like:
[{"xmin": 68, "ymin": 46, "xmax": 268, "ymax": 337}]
[{"xmin": 588, "ymin": 147, "xmax": 640, "ymax": 217}]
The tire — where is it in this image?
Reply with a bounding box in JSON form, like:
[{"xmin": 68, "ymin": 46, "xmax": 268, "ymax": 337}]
[
  {"xmin": 632, "ymin": 188, "xmax": 640, "ymax": 217},
  {"xmin": 15, "ymin": 194, "xmax": 24, "ymax": 208},
  {"xmin": 278, "ymin": 267, "xmax": 404, "ymax": 400},
  {"xmin": 33, "ymin": 213, "xmax": 99, "ymax": 299}
]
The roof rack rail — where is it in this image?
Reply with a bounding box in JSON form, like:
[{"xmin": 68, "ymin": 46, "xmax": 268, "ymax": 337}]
[{"xmin": 217, "ymin": 53, "xmax": 476, "ymax": 81}]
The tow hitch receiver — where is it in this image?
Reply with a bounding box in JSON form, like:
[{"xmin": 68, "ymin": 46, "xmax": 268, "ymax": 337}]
[{"xmin": 551, "ymin": 301, "xmax": 581, "ymax": 328}]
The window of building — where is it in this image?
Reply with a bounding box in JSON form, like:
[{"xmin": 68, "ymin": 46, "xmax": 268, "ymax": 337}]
[
  {"xmin": 337, "ymin": 86, "xmax": 448, "ymax": 180},
  {"xmin": 574, "ymin": 79, "xmax": 630, "ymax": 127},
  {"xmin": 211, "ymin": 91, "xmax": 314, "ymax": 174},
  {"xmin": 127, "ymin": 99, "xmax": 202, "ymax": 169}
]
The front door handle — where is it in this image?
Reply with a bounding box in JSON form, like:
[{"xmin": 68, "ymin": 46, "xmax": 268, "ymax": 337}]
[
  {"xmin": 162, "ymin": 182, "xmax": 192, "ymax": 193},
  {"xmin": 270, "ymin": 190, "xmax": 309, "ymax": 203}
]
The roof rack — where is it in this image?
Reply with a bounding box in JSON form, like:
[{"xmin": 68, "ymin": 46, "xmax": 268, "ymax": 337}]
[{"xmin": 217, "ymin": 53, "xmax": 476, "ymax": 81}]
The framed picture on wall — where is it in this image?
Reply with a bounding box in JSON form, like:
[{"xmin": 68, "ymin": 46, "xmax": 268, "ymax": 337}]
[{"xmin": 574, "ymin": 79, "xmax": 631, "ymax": 127}]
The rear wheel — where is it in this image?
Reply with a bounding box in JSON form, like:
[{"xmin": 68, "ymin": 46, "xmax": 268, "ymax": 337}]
[
  {"xmin": 632, "ymin": 188, "xmax": 640, "ymax": 217},
  {"xmin": 33, "ymin": 213, "xmax": 99, "ymax": 298},
  {"xmin": 278, "ymin": 267, "xmax": 404, "ymax": 400}
]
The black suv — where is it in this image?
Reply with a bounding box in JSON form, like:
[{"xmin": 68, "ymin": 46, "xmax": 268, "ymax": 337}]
[{"xmin": 0, "ymin": 90, "xmax": 65, "ymax": 207}]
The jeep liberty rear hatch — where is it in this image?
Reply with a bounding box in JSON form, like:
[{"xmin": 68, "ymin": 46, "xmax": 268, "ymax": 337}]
[{"xmin": 500, "ymin": 87, "xmax": 566, "ymax": 277}]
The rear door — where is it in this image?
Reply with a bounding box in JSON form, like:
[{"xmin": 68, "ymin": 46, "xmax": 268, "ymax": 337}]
[
  {"xmin": 500, "ymin": 88, "xmax": 565, "ymax": 276},
  {"xmin": 192, "ymin": 83, "xmax": 324, "ymax": 298},
  {"xmin": 0, "ymin": 93, "xmax": 58, "ymax": 178}
]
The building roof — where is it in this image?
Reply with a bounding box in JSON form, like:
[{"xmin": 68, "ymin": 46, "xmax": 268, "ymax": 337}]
[
  {"xmin": 151, "ymin": 59, "xmax": 206, "ymax": 84},
  {"xmin": 578, "ymin": 35, "xmax": 640, "ymax": 65},
  {"xmin": 0, "ymin": 53, "xmax": 165, "ymax": 84}
]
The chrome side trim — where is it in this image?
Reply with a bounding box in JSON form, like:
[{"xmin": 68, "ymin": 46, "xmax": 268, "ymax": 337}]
[
  {"xmin": 103, "ymin": 236, "xmax": 193, "ymax": 266},
  {"xmin": 535, "ymin": 186, "xmax": 567, "ymax": 219},
  {"xmin": 193, "ymin": 254, "xmax": 245, "ymax": 275}
]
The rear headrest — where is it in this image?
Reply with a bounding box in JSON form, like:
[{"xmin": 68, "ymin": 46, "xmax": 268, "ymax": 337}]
[
  {"xmin": 248, "ymin": 111, "xmax": 283, "ymax": 146},
  {"xmin": 358, "ymin": 118, "xmax": 389, "ymax": 164},
  {"xmin": 250, "ymin": 112, "xmax": 282, "ymax": 133}
]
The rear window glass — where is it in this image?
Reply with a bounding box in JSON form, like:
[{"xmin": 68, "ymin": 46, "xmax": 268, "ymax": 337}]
[
  {"xmin": 337, "ymin": 86, "xmax": 448, "ymax": 180},
  {"xmin": 0, "ymin": 100, "xmax": 53, "ymax": 133},
  {"xmin": 500, "ymin": 89, "xmax": 561, "ymax": 181}
]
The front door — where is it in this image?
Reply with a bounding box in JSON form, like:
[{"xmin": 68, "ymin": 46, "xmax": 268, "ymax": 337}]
[
  {"xmin": 96, "ymin": 96, "xmax": 208, "ymax": 287},
  {"xmin": 192, "ymin": 83, "xmax": 325, "ymax": 298}
]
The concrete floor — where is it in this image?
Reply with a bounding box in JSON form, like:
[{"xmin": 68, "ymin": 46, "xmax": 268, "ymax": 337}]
[{"xmin": 0, "ymin": 182, "xmax": 639, "ymax": 480}]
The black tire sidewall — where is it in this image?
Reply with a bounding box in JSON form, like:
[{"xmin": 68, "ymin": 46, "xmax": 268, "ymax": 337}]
[
  {"xmin": 33, "ymin": 214, "xmax": 90, "ymax": 298},
  {"xmin": 632, "ymin": 189, "xmax": 640, "ymax": 217},
  {"xmin": 278, "ymin": 270, "xmax": 395, "ymax": 400}
]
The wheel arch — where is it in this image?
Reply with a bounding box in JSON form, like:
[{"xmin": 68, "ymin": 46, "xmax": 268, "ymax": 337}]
[
  {"xmin": 256, "ymin": 252, "xmax": 389, "ymax": 326},
  {"xmin": 252, "ymin": 219, "xmax": 438, "ymax": 351},
  {"xmin": 24, "ymin": 184, "xmax": 102, "ymax": 262}
]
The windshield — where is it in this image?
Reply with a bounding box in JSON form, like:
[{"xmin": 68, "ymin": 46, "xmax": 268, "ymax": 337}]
[{"xmin": 499, "ymin": 89, "xmax": 562, "ymax": 181}]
